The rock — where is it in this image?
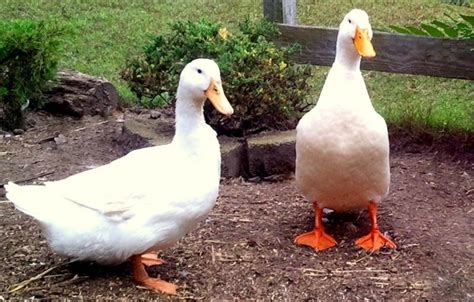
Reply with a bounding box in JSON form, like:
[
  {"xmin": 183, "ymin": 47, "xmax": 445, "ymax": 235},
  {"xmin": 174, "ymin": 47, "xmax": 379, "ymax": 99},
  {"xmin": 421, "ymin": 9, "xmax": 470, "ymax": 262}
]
[
  {"xmin": 149, "ymin": 111, "xmax": 161, "ymax": 119},
  {"xmin": 54, "ymin": 134, "xmax": 67, "ymax": 145},
  {"xmin": 13, "ymin": 129, "xmax": 24, "ymax": 135},
  {"xmin": 43, "ymin": 70, "xmax": 119, "ymax": 118},
  {"xmin": 247, "ymin": 130, "xmax": 296, "ymax": 177},
  {"xmin": 129, "ymin": 106, "xmax": 144, "ymax": 114},
  {"xmin": 115, "ymin": 117, "xmax": 174, "ymax": 154},
  {"xmin": 220, "ymin": 137, "xmax": 246, "ymax": 178}
]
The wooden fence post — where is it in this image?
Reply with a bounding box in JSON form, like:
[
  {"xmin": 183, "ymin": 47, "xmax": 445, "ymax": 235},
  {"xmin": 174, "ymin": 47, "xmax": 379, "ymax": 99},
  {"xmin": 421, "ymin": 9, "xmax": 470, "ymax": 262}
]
[
  {"xmin": 263, "ymin": 0, "xmax": 297, "ymax": 25},
  {"xmin": 282, "ymin": 0, "xmax": 297, "ymax": 25}
]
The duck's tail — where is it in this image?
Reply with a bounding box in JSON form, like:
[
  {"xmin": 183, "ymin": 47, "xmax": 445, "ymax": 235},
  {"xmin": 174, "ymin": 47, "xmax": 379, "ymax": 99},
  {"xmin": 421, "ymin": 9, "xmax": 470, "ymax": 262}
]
[{"xmin": 5, "ymin": 182, "xmax": 55, "ymax": 223}]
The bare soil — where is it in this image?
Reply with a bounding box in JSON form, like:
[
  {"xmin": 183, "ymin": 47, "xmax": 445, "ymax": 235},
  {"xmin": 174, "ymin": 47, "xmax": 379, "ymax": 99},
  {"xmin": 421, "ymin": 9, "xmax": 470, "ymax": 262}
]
[{"xmin": 0, "ymin": 111, "xmax": 472, "ymax": 301}]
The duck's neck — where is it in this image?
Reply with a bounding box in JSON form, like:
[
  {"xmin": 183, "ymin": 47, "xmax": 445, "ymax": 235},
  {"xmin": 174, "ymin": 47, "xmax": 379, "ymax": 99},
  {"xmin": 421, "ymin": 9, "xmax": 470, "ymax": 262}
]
[
  {"xmin": 174, "ymin": 89, "xmax": 206, "ymax": 138},
  {"xmin": 333, "ymin": 39, "xmax": 361, "ymax": 72}
]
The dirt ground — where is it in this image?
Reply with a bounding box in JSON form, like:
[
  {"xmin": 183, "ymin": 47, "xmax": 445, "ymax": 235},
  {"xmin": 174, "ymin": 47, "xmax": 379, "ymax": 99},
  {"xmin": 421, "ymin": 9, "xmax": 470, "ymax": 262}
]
[{"xmin": 0, "ymin": 111, "xmax": 472, "ymax": 301}]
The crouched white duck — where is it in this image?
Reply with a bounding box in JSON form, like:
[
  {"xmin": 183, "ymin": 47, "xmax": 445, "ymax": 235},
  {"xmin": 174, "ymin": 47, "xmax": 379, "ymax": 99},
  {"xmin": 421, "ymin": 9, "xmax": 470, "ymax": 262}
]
[
  {"xmin": 6, "ymin": 58, "xmax": 233, "ymax": 294},
  {"xmin": 295, "ymin": 9, "xmax": 396, "ymax": 251}
]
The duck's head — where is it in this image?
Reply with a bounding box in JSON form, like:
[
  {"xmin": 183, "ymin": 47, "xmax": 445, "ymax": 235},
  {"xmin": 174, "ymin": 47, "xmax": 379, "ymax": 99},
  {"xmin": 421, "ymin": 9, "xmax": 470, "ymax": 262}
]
[
  {"xmin": 337, "ymin": 9, "xmax": 376, "ymax": 58},
  {"xmin": 178, "ymin": 58, "xmax": 234, "ymax": 116}
]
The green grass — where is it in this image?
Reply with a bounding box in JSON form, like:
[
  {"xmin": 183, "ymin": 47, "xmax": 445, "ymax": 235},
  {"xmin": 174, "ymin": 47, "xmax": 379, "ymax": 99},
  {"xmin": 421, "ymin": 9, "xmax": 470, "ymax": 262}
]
[
  {"xmin": 0, "ymin": 0, "xmax": 472, "ymax": 134},
  {"xmin": 298, "ymin": 0, "xmax": 472, "ymax": 29}
]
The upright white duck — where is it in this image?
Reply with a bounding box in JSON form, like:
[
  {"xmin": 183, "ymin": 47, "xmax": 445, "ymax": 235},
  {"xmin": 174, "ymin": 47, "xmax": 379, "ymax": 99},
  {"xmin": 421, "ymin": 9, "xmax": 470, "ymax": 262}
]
[
  {"xmin": 6, "ymin": 58, "xmax": 233, "ymax": 294},
  {"xmin": 295, "ymin": 9, "xmax": 396, "ymax": 251}
]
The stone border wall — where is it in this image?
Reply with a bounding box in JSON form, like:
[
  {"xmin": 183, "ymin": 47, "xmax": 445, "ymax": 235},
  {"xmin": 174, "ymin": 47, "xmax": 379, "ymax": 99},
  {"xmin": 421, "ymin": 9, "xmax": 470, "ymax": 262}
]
[{"xmin": 118, "ymin": 118, "xmax": 296, "ymax": 178}]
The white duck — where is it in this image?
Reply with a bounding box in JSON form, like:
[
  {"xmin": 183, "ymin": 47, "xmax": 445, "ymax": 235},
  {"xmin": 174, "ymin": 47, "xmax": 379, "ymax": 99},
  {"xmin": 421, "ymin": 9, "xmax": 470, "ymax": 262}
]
[
  {"xmin": 295, "ymin": 9, "xmax": 396, "ymax": 251},
  {"xmin": 6, "ymin": 58, "xmax": 233, "ymax": 294}
]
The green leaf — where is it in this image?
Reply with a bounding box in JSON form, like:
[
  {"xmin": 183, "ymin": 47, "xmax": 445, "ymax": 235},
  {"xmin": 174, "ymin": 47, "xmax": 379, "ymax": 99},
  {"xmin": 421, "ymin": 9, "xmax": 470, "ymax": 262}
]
[
  {"xmin": 420, "ymin": 23, "xmax": 445, "ymax": 37},
  {"xmin": 405, "ymin": 26, "xmax": 429, "ymax": 36},
  {"xmin": 456, "ymin": 22, "xmax": 469, "ymax": 30},
  {"xmin": 388, "ymin": 25, "xmax": 412, "ymax": 35},
  {"xmin": 460, "ymin": 14, "xmax": 474, "ymax": 27},
  {"xmin": 431, "ymin": 20, "xmax": 459, "ymax": 38},
  {"xmin": 444, "ymin": 13, "xmax": 457, "ymax": 23}
]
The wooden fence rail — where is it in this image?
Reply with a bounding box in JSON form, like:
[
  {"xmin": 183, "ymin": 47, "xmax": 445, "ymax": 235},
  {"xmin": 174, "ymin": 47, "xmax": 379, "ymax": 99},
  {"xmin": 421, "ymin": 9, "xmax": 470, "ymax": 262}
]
[
  {"xmin": 277, "ymin": 25, "xmax": 474, "ymax": 80},
  {"xmin": 264, "ymin": 0, "xmax": 474, "ymax": 80}
]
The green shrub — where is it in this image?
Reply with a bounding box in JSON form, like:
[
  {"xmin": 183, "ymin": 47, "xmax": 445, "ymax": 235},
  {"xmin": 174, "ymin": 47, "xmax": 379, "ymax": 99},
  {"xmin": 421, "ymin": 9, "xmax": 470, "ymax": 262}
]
[
  {"xmin": 0, "ymin": 20, "xmax": 65, "ymax": 130},
  {"xmin": 122, "ymin": 19, "xmax": 312, "ymax": 136}
]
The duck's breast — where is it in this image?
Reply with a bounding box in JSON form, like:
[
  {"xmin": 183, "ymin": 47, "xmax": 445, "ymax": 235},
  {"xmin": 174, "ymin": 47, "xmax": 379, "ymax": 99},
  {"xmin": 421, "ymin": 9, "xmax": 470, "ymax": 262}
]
[
  {"xmin": 296, "ymin": 79, "xmax": 389, "ymax": 211},
  {"xmin": 141, "ymin": 134, "xmax": 221, "ymax": 251}
]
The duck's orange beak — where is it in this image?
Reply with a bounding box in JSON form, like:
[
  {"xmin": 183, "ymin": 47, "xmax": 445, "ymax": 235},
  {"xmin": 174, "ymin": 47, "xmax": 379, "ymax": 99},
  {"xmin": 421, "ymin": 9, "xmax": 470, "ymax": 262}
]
[
  {"xmin": 354, "ymin": 26, "xmax": 376, "ymax": 58},
  {"xmin": 205, "ymin": 79, "xmax": 234, "ymax": 116}
]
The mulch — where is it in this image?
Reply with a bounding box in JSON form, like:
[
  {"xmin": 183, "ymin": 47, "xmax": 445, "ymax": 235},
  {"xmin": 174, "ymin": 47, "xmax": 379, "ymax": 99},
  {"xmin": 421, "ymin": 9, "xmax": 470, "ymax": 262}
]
[{"xmin": 0, "ymin": 111, "xmax": 472, "ymax": 300}]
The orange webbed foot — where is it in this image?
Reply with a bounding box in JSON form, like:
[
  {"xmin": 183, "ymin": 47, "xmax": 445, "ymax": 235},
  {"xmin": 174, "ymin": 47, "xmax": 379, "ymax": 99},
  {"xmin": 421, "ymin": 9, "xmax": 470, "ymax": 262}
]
[
  {"xmin": 141, "ymin": 252, "xmax": 165, "ymax": 267},
  {"xmin": 295, "ymin": 229, "xmax": 337, "ymax": 251},
  {"xmin": 295, "ymin": 202, "xmax": 337, "ymax": 251},
  {"xmin": 355, "ymin": 201, "xmax": 396, "ymax": 251},
  {"xmin": 355, "ymin": 229, "xmax": 396, "ymax": 251},
  {"xmin": 140, "ymin": 277, "xmax": 177, "ymax": 295},
  {"xmin": 131, "ymin": 254, "xmax": 177, "ymax": 295}
]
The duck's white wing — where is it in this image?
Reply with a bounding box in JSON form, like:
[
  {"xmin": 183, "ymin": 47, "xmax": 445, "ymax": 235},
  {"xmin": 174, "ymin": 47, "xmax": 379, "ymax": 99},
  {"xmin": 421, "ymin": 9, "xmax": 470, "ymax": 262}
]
[{"xmin": 45, "ymin": 144, "xmax": 180, "ymax": 221}]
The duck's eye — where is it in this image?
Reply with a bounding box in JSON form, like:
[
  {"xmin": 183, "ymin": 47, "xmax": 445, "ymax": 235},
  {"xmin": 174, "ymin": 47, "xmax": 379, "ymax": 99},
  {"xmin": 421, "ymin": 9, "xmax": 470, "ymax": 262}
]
[
  {"xmin": 348, "ymin": 19, "xmax": 352, "ymax": 24},
  {"xmin": 197, "ymin": 69, "xmax": 202, "ymax": 74}
]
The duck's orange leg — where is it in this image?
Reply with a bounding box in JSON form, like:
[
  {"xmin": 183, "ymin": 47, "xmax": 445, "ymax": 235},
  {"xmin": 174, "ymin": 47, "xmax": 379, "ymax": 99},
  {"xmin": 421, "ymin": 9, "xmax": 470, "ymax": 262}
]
[
  {"xmin": 141, "ymin": 252, "xmax": 165, "ymax": 267},
  {"xmin": 294, "ymin": 201, "xmax": 337, "ymax": 251},
  {"xmin": 355, "ymin": 201, "xmax": 396, "ymax": 251},
  {"xmin": 131, "ymin": 255, "xmax": 177, "ymax": 295}
]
